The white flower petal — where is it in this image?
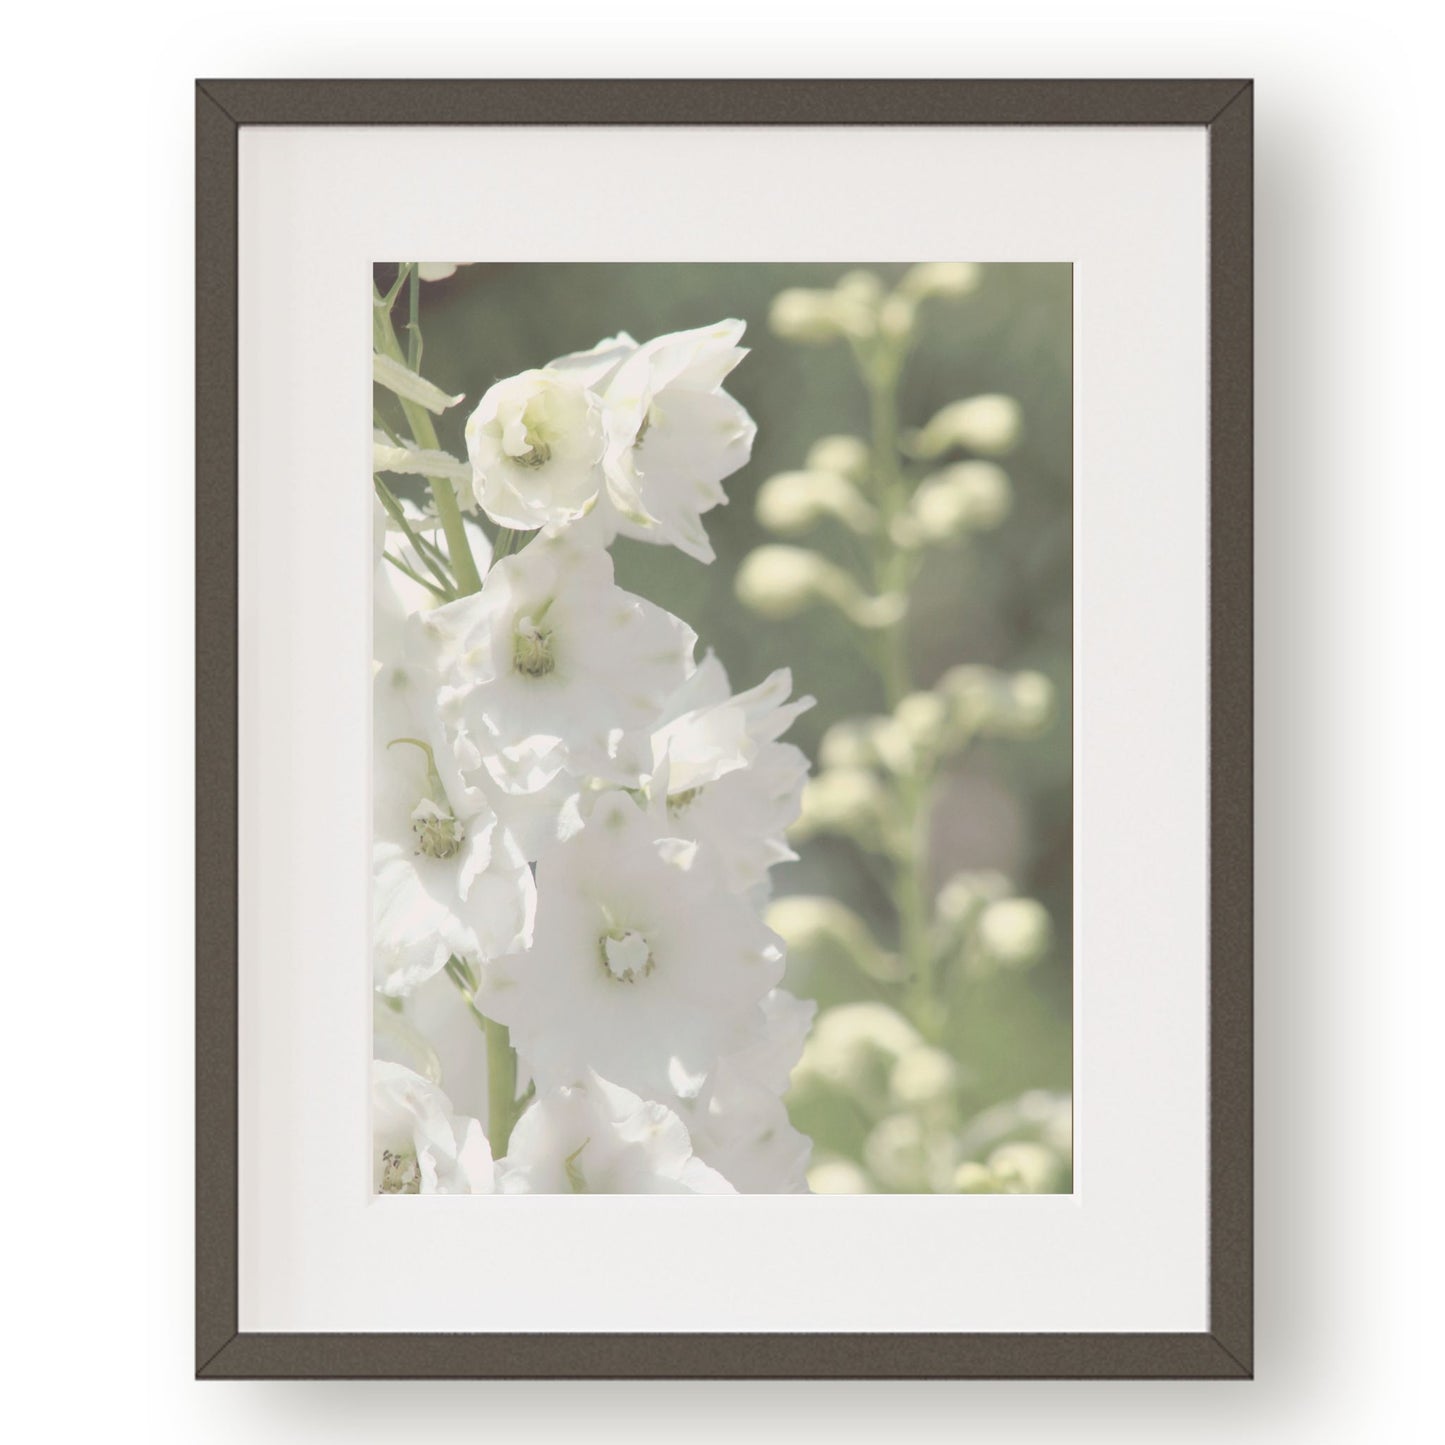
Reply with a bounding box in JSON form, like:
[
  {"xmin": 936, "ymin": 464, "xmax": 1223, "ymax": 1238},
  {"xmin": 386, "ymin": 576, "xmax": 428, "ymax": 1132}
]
[
  {"xmin": 479, "ymin": 792, "xmax": 783, "ymax": 1101},
  {"xmin": 465, "ymin": 369, "xmax": 606, "ymax": 530},
  {"xmin": 372, "ymin": 1060, "xmax": 495, "ymax": 1194},
  {"xmin": 497, "ymin": 1073, "xmax": 734, "ymax": 1194}
]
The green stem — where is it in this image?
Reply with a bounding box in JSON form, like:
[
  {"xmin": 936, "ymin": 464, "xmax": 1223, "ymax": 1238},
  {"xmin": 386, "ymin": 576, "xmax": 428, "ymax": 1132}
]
[
  {"xmin": 372, "ymin": 282, "xmax": 483, "ymax": 596},
  {"xmin": 383, "ymin": 550, "xmax": 449, "ymax": 601},
  {"xmin": 484, "ymin": 1017, "xmax": 518, "ymax": 1156},
  {"xmin": 374, "ymin": 476, "xmax": 456, "ymax": 595},
  {"xmin": 443, "ymin": 957, "xmax": 519, "ymax": 1155},
  {"xmin": 411, "ymin": 527, "xmax": 451, "ymax": 574},
  {"xmin": 385, "ymin": 736, "xmax": 447, "ymax": 803},
  {"xmin": 491, "ymin": 526, "xmax": 521, "ymax": 564},
  {"xmin": 896, "ymin": 770, "xmax": 935, "ymax": 1031},
  {"xmin": 864, "ymin": 355, "xmax": 910, "ymax": 708},
  {"xmin": 860, "ymin": 343, "xmax": 936, "ymax": 1030},
  {"xmin": 406, "ymin": 264, "xmax": 423, "ymax": 371}
]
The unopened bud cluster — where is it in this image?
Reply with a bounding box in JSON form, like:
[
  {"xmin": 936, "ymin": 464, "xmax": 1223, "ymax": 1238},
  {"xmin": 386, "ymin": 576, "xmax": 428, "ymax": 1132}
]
[{"xmin": 751, "ymin": 263, "xmax": 1066, "ymax": 1196}]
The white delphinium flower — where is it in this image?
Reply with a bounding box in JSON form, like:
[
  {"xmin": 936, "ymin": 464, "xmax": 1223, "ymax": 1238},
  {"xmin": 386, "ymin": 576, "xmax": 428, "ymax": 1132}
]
[
  {"xmin": 380, "ymin": 974, "xmax": 490, "ymax": 1123},
  {"xmin": 417, "ymin": 539, "xmax": 697, "ymax": 811},
  {"xmin": 724, "ymin": 987, "xmax": 817, "ymax": 1096},
  {"xmin": 441, "ymin": 732, "xmax": 588, "ymax": 865},
  {"xmin": 372, "ymin": 730, "xmax": 537, "ymax": 998},
  {"xmin": 372, "ymin": 305, "xmax": 825, "ymax": 1192},
  {"xmin": 497, "ymin": 1072, "xmax": 733, "ymax": 1194},
  {"xmin": 465, "ymin": 369, "xmax": 607, "ymax": 530},
  {"xmin": 678, "ymin": 988, "xmax": 816, "ymax": 1193},
  {"xmin": 479, "ymin": 791, "xmax": 784, "ymax": 1101},
  {"xmin": 545, "ymin": 331, "xmax": 637, "ymax": 388},
  {"xmin": 372, "ymin": 995, "xmax": 442, "ymax": 1085},
  {"xmin": 641, "ymin": 653, "xmax": 813, "ymax": 895},
  {"xmin": 684, "ymin": 1085, "xmax": 811, "ymax": 1193},
  {"xmin": 373, "ymin": 1060, "xmax": 495, "ymax": 1194},
  {"xmin": 599, "ymin": 320, "xmax": 757, "ymax": 562},
  {"xmin": 373, "ymin": 525, "xmax": 535, "ymax": 997}
]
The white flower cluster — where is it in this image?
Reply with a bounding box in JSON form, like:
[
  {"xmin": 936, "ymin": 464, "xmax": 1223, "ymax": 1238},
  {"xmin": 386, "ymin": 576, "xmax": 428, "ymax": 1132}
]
[
  {"xmin": 465, "ymin": 321, "xmax": 756, "ymax": 562},
  {"xmin": 373, "ymin": 316, "xmax": 816, "ymax": 1194}
]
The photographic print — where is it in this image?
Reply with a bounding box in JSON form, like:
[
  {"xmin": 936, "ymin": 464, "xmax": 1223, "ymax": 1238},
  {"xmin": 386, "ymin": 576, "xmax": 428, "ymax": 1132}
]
[{"xmin": 371, "ymin": 262, "xmax": 1072, "ymax": 1196}]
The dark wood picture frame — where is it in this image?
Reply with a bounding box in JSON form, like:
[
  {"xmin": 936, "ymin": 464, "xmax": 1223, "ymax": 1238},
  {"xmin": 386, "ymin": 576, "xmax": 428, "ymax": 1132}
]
[{"xmin": 196, "ymin": 78, "xmax": 1252, "ymax": 1380}]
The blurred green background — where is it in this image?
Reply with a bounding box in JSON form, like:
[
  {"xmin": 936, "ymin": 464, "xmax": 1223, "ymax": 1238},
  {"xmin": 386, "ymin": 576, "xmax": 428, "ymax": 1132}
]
[{"xmin": 395, "ymin": 262, "xmax": 1072, "ymax": 1191}]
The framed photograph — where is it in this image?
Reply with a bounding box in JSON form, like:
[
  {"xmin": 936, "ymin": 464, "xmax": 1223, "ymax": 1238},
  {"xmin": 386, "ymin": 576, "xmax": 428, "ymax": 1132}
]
[{"xmin": 197, "ymin": 79, "xmax": 1252, "ymax": 1378}]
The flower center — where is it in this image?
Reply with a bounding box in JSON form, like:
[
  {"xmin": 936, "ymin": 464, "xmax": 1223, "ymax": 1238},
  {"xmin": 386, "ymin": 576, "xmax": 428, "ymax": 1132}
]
[
  {"xmin": 564, "ymin": 1139, "xmax": 591, "ymax": 1193},
  {"xmin": 515, "ymin": 434, "xmax": 551, "ymax": 468},
  {"xmin": 512, "ymin": 614, "xmax": 556, "ymax": 677},
  {"xmin": 667, "ymin": 786, "xmax": 703, "ymax": 814},
  {"xmin": 513, "ymin": 403, "xmax": 553, "ymax": 468},
  {"xmin": 379, "ymin": 1149, "xmax": 421, "ymax": 1194},
  {"xmin": 600, "ymin": 928, "xmax": 655, "ymax": 984},
  {"xmin": 410, "ymin": 799, "xmax": 465, "ymax": 860}
]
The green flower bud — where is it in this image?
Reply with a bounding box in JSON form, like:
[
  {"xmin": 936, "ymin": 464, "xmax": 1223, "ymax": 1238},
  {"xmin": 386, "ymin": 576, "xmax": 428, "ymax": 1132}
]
[
  {"xmin": 907, "ymin": 394, "xmax": 1022, "ymax": 459},
  {"xmin": 805, "ymin": 434, "xmax": 871, "ymax": 482},
  {"xmin": 893, "ymin": 690, "xmax": 949, "ymax": 752},
  {"xmin": 766, "ymin": 895, "xmax": 901, "ymax": 983},
  {"xmin": 890, "ymin": 1045, "xmax": 960, "ymax": 1109},
  {"xmin": 818, "ymin": 699, "xmax": 944, "ymax": 778},
  {"xmin": 806, "ymin": 1156, "xmax": 875, "ymax": 1195},
  {"xmin": 850, "ymin": 718, "xmax": 907, "ymax": 776},
  {"xmin": 934, "ymin": 870, "xmax": 1010, "ymax": 929},
  {"xmin": 985, "ymin": 1141, "xmax": 1062, "ymax": 1194},
  {"xmin": 735, "ymin": 546, "xmax": 905, "ymax": 629},
  {"xmin": 735, "ymin": 545, "xmax": 844, "ymax": 616},
  {"xmin": 977, "ymin": 897, "xmax": 1051, "ymax": 968},
  {"xmin": 934, "ymin": 874, "xmax": 1050, "ymax": 981},
  {"xmin": 937, "ymin": 664, "xmax": 1002, "ymax": 736},
  {"xmin": 955, "ymin": 1090, "xmax": 1072, "ymax": 1176},
  {"xmin": 936, "ymin": 665, "xmax": 1053, "ymax": 741},
  {"xmin": 791, "ymin": 767, "xmax": 891, "ymax": 847},
  {"xmin": 770, "ymin": 279, "xmax": 878, "ymax": 343},
  {"xmin": 863, "ymin": 1113, "xmax": 933, "ymax": 1191},
  {"xmin": 756, "ymin": 469, "xmax": 878, "ymax": 537},
  {"xmin": 834, "ymin": 269, "xmax": 885, "ymax": 308},
  {"xmin": 795, "ymin": 1002, "xmax": 925, "ymax": 1105},
  {"xmin": 1005, "ymin": 671, "xmax": 1054, "ymax": 732},
  {"xmin": 769, "ymin": 288, "xmax": 849, "ymax": 343},
  {"xmin": 898, "ymin": 262, "xmax": 981, "ymax": 300},
  {"xmin": 818, "ymin": 719, "xmax": 880, "ymax": 770},
  {"xmin": 953, "ymin": 1161, "xmax": 1002, "ymax": 1194},
  {"xmin": 901, "ymin": 461, "xmax": 1012, "ymax": 544},
  {"xmin": 879, "ymin": 293, "xmax": 917, "ymax": 340}
]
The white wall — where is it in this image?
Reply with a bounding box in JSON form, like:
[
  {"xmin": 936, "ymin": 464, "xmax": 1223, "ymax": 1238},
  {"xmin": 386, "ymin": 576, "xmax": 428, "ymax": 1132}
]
[{"xmin": 5, "ymin": 2, "xmax": 1438, "ymax": 1438}]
